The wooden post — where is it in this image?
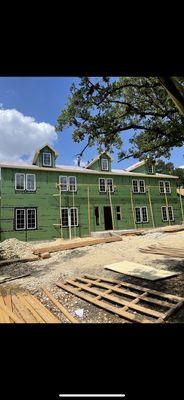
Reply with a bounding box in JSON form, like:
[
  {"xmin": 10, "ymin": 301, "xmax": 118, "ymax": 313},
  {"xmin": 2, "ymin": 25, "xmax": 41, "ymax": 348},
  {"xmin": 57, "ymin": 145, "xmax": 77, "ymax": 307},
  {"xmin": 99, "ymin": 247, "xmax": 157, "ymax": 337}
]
[
  {"xmin": 130, "ymin": 189, "xmax": 137, "ymax": 229},
  {"xmin": 164, "ymin": 189, "xmax": 170, "ymax": 226},
  {"xmin": 59, "ymin": 186, "xmax": 63, "ymax": 239},
  {"xmin": 108, "ymin": 185, "xmax": 115, "ymax": 230},
  {"xmin": 179, "ymin": 187, "xmax": 184, "ymax": 222},
  {"xmin": 147, "ymin": 187, "xmax": 155, "ymax": 228},
  {"xmin": 87, "ymin": 186, "xmax": 91, "ymax": 236}
]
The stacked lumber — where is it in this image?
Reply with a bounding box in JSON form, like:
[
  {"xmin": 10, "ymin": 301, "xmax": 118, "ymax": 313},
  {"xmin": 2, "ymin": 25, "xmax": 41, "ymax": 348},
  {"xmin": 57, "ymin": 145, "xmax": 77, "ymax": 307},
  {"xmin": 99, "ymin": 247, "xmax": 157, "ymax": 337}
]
[
  {"xmin": 33, "ymin": 236, "xmax": 122, "ymax": 256},
  {"xmin": 139, "ymin": 245, "xmax": 184, "ymax": 258},
  {"xmin": 0, "ymin": 290, "xmax": 60, "ymax": 323},
  {"xmin": 0, "ymin": 256, "xmax": 39, "ymax": 268},
  {"xmin": 56, "ymin": 274, "xmax": 184, "ymax": 323}
]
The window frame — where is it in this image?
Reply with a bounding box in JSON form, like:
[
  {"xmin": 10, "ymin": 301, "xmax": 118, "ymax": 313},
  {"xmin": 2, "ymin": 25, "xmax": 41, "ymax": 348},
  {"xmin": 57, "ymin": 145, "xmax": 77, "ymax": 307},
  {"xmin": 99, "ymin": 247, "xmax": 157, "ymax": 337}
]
[
  {"xmin": 26, "ymin": 174, "xmax": 36, "ymax": 192},
  {"xmin": 148, "ymin": 165, "xmax": 154, "ymax": 174},
  {"xmin": 139, "ymin": 180, "xmax": 145, "ymax": 193},
  {"xmin": 27, "ymin": 208, "xmax": 37, "ymax": 230},
  {"xmin": 68, "ymin": 176, "xmax": 77, "ymax": 192},
  {"xmin": 168, "ymin": 205, "xmax": 174, "ymax": 221},
  {"xmin": 101, "ymin": 158, "xmax": 109, "ymax": 171},
  {"xmin": 159, "ymin": 180, "xmax": 171, "ymax": 194},
  {"xmin": 106, "ymin": 178, "xmax": 114, "ymax": 192},
  {"xmin": 59, "ymin": 176, "xmax": 68, "ymax": 191},
  {"xmin": 116, "ymin": 206, "xmax": 122, "ymax": 221},
  {"xmin": 61, "ymin": 207, "xmax": 69, "ymax": 227},
  {"xmin": 15, "ymin": 173, "xmax": 25, "ymax": 191},
  {"xmin": 99, "ymin": 178, "xmax": 106, "ymax": 192},
  {"xmin": 15, "ymin": 208, "xmax": 26, "ymax": 230},
  {"xmin": 135, "ymin": 206, "xmax": 148, "ymax": 224},
  {"xmin": 161, "ymin": 205, "xmax": 174, "ymax": 222},
  {"xmin": 94, "ymin": 206, "xmax": 100, "ymax": 225},
  {"xmin": 70, "ymin": 207, "xmax": 79, "ymax": 226},
  {"xmin": 43, "ymin": 152, "xmax": 52, "ymax": 167}
]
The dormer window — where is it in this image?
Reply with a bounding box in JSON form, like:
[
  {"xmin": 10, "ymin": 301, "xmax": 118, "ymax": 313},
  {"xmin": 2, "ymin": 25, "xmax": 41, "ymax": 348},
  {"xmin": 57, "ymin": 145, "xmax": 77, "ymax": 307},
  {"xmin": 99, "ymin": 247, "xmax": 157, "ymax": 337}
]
[
  {"xmin": 148, "ymin": 165, "xmax": 154, "ymax": 174},
  {"xmin": 101, "ymin": 158, "xmax": 109, "ymax": 171},
  {"xmin": 43, "ymin": 152, "xmax": 51, "ymax": 167}
]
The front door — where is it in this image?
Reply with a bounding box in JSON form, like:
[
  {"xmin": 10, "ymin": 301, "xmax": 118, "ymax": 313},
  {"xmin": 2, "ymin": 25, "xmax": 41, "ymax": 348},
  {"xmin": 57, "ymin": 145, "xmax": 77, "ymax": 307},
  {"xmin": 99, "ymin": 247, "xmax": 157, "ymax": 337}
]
[{"xmin": 104, "ymin": 206, "xmax": 113, "ymax": 230}]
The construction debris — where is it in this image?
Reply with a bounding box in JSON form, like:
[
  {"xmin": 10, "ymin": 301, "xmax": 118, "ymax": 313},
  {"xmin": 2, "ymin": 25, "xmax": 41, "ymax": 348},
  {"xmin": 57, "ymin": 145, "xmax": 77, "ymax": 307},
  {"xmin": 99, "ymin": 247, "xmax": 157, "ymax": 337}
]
[
  {"xmin": 33, "ymin": 236, "xmax": 122, "ymax": 256},
  {"xmin": 0, "ymin": 289, "xmax": 61, "ymax": 323},
  {"xmin": 139, "ymin": 245, "xmax": 184, "ymax": 258},
  {"xmin": 74, "ymin": 308, "xmax": 84, "ymax": 318},
  {"xmin": 42, "ymin": 287, "xmax": 78, "ymax": 323},
  {"xmin": 56, "ymin": 274, "xmax": 184, "ymax": 323},
  {"xmin": 104, "ymin": 260, "xmax": 179, "ymax": 281},
  {"xmin": 0, "ymin": 273, "xmax": 31, "ymax": 284},
  {"xmin": 0, "ymin": 256, "xmax": 39, "ymax": 268},
  {"xmin": 40, "ymin": 252, "xmax": 51, "ymax": 259},
  {"xmin": 0, "ymin": 238, "xmax": 34, "ymax": 260}
]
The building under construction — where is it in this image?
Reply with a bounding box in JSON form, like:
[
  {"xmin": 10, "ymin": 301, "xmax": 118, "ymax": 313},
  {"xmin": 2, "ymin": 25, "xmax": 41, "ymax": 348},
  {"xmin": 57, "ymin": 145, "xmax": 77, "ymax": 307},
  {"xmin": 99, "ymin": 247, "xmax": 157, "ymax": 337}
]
[{"xmin": 0, "ymin": 144, "xmax": 183, "ymax": 241}]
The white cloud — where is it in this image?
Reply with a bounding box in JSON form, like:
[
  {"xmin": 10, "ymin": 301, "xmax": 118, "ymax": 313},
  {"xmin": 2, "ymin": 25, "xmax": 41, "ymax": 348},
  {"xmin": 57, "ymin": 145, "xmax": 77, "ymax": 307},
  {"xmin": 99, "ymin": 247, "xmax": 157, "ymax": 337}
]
[
  {"xmin": 0, "ymin": 108, "xmax": 57, "ymax": 163},
  {"xmin": 178, "ymin": 165, "xmax": 184, "ymax": 169},
  {"xmin": 73, "ymin": 157, "xmax": 87, "ymax": 167}
]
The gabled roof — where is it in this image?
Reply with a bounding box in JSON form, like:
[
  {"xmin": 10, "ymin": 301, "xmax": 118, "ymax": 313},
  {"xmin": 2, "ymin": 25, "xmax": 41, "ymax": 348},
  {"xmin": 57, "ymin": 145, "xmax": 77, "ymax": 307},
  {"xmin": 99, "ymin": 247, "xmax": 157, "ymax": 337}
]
[
  {"xmin": 125, "ymin": 160, "xmax": 146, "ymax": 172},
  {"xmin": 85, "ymin": 151, "xmax": 113, "ymax": 169},
  {"xmin": 32, "ymin": 143, "xmax": 59, "ymax": 164}
]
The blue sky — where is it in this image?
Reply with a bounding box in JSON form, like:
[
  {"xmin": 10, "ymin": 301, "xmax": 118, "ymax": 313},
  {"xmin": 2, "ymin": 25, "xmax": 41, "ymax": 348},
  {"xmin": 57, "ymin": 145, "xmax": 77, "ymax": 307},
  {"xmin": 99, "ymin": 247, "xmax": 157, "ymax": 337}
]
[{"xmin": 0, "ymin": 77, "xmax": 183, "ymax": 168}]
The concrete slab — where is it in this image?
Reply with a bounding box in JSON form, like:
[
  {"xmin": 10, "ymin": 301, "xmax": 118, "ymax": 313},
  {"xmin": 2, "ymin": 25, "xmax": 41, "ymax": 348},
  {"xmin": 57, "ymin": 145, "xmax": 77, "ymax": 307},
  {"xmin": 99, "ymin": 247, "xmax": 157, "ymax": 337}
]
[{"xmin": 104, "ymin": 261, "xmax": 179, "ymax": 281}]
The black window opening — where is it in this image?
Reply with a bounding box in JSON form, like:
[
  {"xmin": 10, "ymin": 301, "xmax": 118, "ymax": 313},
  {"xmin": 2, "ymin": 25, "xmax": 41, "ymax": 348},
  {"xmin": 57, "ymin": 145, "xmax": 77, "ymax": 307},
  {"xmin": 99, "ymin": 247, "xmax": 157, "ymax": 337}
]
[
  {"xmin": 116, "ymin": 206, "xmax": 121, "ymax": 220},
  {"xmin": 15, "ymin": 208, "xmax": 37, "ymax": 231},
  {"xmin": 94, "ymin": 207, "xmax": 100, "ymax": 225}
]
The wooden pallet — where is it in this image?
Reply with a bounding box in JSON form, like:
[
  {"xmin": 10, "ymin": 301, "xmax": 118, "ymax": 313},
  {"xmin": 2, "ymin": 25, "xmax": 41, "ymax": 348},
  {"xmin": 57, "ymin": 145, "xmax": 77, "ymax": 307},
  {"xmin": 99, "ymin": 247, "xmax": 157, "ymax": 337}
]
[
  {"xmin": 56, "ymin": 274, "xmax": 184, "ymax": 323},
  {"xmin": 33, "ymin": 236, "xmax": 122, "ymax": 256},
  {"xmin": 139, "ymin": 245, "xmax": 184, "ymax": 258},
  {"xmin": 0, "ymin": 290, "xmax": 61, "ymax": 323}
]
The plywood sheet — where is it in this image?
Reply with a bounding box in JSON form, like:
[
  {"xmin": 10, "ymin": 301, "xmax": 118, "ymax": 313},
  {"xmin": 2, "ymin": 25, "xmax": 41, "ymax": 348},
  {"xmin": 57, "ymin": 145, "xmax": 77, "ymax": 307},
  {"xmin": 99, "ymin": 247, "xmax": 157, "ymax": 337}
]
[{"xmin": 104, "ymin": 261, "xmax": 179, "ymax": 281}]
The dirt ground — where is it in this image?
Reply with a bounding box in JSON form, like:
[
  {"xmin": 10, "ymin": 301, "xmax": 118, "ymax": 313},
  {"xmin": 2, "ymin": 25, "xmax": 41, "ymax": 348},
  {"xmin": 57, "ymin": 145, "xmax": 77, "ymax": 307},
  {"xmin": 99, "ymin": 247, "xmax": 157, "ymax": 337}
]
[{"xmin": 1, "ymin": 230, "xmax": 184, "ymax": 323}]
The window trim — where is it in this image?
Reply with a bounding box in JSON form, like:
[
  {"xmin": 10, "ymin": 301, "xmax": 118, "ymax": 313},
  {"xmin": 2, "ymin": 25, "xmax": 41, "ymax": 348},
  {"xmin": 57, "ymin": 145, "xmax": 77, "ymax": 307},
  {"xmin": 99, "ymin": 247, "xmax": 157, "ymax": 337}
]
[
  {"xmin": 106, "ymin": 178, "xmax": 114, "ymax": 192},
  {"xmin": 168, "ymin": 205, "xmax": 174, "ymax": 222},
  {"xmin": 15, "ymin": 208, "xmax": 26, "ymax": 230},
  {"xmin": 135, "ymin": 206, "xmax": 148, "ymax": 224},
  {"xmin": 26, "ymin": 174, "xmax": 36, "ymax": 192},
  {"xmin": 101, "ymin": 158, "xmax": 109, "ymax": 171},
  {"xmin": 116, "ymin": 206, "xmax": 122, "ymax": 221},
  {"xmin": 132, "ymin": 179, "xmax": 145, "ymax": 194},
  {"xmin": 70, "ymin": 207, "xmax": 79, "ymax": 226},
  {"xmin": 159, "ymin": 180, "xmax": 171, "ymax": 194},
  {"xmin": 139, "ymin": 180, "xmax": 146, "ymax": 193},
  {"xmin": 15, "ymin": 173, "xmax": 25, "ymax": 191},
  {"xmin": 59, "ymin": 175, "xmax": 68, "ymax": 191},
  {"xmin": 68, "ymin": 176, "xmax": 77, "ymax": 192},
  {"xmin": 161, "ymin": 205, "xmax": 174, "ymax": 222},
  {"xmin": 27, "ymin": 208, "xmax": 37, "ymax": 230},
  {"xmin": 43, "ymin": 152, "xmax": 52, "ymax": 167},
  {"xmin": 99, "ymin": 177, "xmax": 106, "ymax": 192},
  {"xmin": 61, "ymin": 207, "xmax": 69, "ymax": 227},
  {"xmin": 148, "ymin": 165, "xmax": 154, "ymax": 174}
]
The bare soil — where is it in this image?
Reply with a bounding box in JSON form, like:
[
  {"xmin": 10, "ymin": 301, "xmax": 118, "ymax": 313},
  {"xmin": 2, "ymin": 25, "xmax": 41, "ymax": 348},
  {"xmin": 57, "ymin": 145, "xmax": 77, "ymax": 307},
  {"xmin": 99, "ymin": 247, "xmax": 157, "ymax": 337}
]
[{"xmin": 1, "ymin": 230, "xmax": 184, "ymax": 323}]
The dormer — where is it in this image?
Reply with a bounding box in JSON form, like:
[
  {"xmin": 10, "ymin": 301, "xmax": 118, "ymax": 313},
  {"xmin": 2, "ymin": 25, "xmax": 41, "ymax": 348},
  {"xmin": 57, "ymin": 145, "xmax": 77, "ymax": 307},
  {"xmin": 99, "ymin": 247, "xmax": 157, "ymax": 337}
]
[
  {"xmin": 126, "ymin": 160, "xmax": 155, "ymax": 175},
  {"xmin": 86, "ymin": 151, "xmax": 113, "ymax": 172},
  {"xmin": 32, "ymin": 144, "xmax": 58, "ymax": 168}
]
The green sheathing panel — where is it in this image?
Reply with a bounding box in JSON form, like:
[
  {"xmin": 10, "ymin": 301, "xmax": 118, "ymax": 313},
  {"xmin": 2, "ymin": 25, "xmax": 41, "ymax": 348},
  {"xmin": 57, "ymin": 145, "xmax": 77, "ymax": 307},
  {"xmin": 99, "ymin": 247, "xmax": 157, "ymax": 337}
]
[
  {"xmin": 0, "ymin": 167, "xmax": 182, "ymax": 242},
  {"xmin": 34, "ymin": 146, "xmax": 56, "ymax": 168},
  {"xmin": 87, "ymin": 154, "xmax": 112, "ymax": 171}
]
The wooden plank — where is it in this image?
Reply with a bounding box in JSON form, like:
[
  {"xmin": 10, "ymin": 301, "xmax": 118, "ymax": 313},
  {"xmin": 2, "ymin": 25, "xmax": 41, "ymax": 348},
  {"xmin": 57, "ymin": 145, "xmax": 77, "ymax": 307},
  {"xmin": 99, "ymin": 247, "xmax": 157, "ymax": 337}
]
[
  {"xmin": 0, "ymin": 273, "xmax": 31, "ymax": 285},
  {"xmin": 0, "ymin": 296, "xmax": 10, "ymax": 323},
  {"xmin": 17, "ymin": 295, "xmax": 46, "ymax": 323},
  {"xmin": 79, "ymin": 277, "xmax": 172, "ymax": 308},
  {"xmin": 65, "ymin": 279, "xmax": 164, "ymax": 319},
  {"xmin": 84, "ymin": 274, "xmax": 184, "ymax": 302},
  {"xmin": 33, "ymin": 236, "xmax": 122, "ymax": 255},
  {"xmin": 56, "ymin": 282, "xmax": 153, "ymax": 323},
  {"xmin": 23, "ymin": 294, "xmax": 61, "ymax": 323},
  {"xmin": 0, "ymin": 301, "xmax": 24, "ymax": 323},
  {"xmin": 0, "ymin": 256, "xmax": 39, "ymax": 268},
  {"xmin": 11, "ymin": 294, "xmax": 37, "ymax": 323},
  {"xmin": 42, "ymin": 287, "xmax": 79, "ymax": 323}
]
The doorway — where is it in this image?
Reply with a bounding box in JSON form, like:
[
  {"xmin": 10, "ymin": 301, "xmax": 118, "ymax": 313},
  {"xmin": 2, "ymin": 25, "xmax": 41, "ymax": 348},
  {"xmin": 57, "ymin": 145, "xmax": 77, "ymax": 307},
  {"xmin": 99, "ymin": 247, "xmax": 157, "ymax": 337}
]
[{"xmin": 104, "ymin": 206, "xmax": 113, "ymax": 230}]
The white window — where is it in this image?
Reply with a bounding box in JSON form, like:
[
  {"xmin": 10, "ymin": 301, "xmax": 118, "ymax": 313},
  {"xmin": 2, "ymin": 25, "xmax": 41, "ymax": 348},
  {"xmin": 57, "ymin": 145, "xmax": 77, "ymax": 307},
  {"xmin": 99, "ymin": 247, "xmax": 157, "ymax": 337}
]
[
  {"xmin": 43, "ymin": 152, "xmax": 51, "ymax": 166},
  {"xmin": 148, "ymin": 165, "xmax": 154, "ymax": 174},
  {"xmin": 68, "ymin": 176, "xmax": 77, "ymax": 192},
  {"xmin": 162, "ymin": 206, "xmax": 174, "ymax": 222},
  {"xmin": 60, "ymin": 176, "xmax": 68, "ymax": 191},
  {"xmin": 61, "ymin": 207, "xmax": 78, "ymax": 227},
  {"xmin": 132, "ymin": 180, "xmax": 139, "ymax": 193},
  {"xmin": 15, "ymin": 173, "xmax": 25, "ymax": 190},
  {"xmin": 61, "ymin": 208, "xmax": 69, "ymax": 227},
  {"xmin": 26, "ymin": 174, "xmax": 36, "ymax": 191},
  {"xmin": 106, "ymin": 178, "xmax": 114, "ymax": 192},
  {"xmin": 135, "ymin": 207, "xmax": 148, "ymax": 223},
  {"xmin": 159, "ymin": 181, "xmax": 171, "ymax": 194},
  {"xmin": 99, "ymin": 178, "xmax": 106, "ymax": 192},
  {"xmin": 70, "ymin": 207, "xmax": 78, "ymax": 226},
  {"xmin": 139, "ymin": 180, "xmax": 145, "ymax": 193},
  {"xmin": 15, "ymin": 209, "xmax": 26, "ymax": 230},
  {"xmin": 27, "ymin": 209, "xmax": 37, "ymax": 229},
  {"xmin": 101, "ymin": 158, "xmax": 109, "ymax": 171}
]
